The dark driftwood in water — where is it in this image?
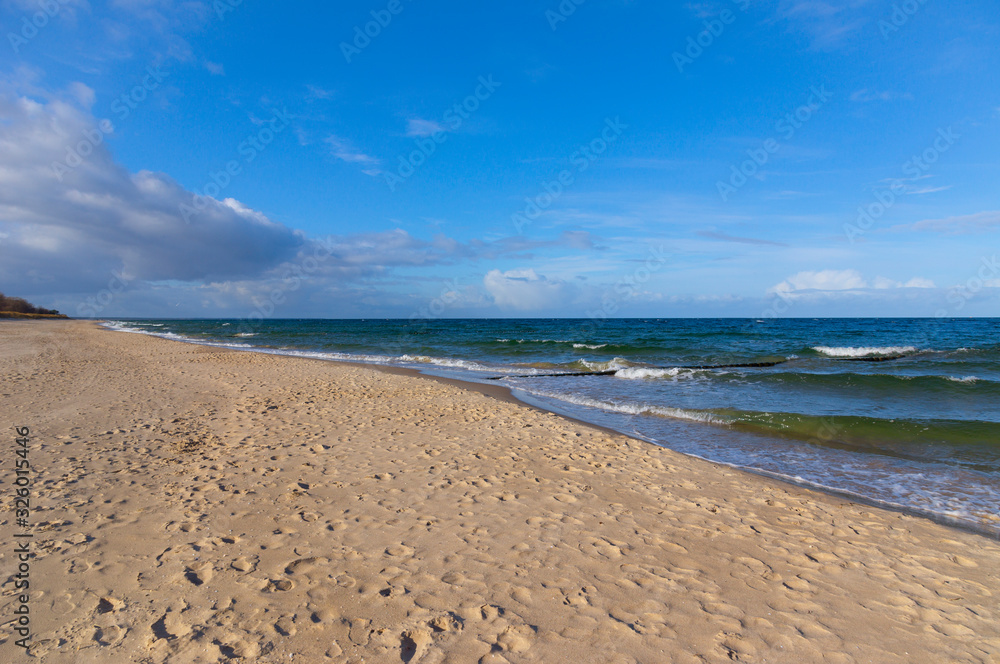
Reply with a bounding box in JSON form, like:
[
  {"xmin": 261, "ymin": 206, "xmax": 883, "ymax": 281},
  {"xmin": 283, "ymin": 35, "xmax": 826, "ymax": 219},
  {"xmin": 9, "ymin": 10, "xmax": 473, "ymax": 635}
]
[
  {"xmin": 486, "ymin": 359, "xmax": 789, "ymax": 380},
  {"xmin": 487, "ymin": 370, "xmax": 617, "ymax": 380},
  {"xmin": 837, "ymin": 354, "xmax": 910, "ymax": 362}
]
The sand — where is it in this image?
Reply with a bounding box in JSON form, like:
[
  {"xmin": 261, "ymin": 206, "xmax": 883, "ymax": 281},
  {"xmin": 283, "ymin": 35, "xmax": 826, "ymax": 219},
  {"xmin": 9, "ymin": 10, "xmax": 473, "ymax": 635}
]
[{"xmin": 1, "ymin": 320, "xmax": 998, "ymax": 663}]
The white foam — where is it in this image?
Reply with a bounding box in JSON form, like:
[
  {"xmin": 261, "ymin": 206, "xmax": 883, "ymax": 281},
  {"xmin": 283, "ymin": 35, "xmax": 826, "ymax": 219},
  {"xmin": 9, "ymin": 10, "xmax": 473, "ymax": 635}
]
[
  {"xmin": 579, "ymin": 357, "xmax": 633, "ymax": 372},
  {"xmin": 399, "ymin": 354, "xmax": 508, "ymax": 373},
  {"xmin": 101, "ymin": 322, "xmax": 254, "ymax": 350},
  {"xmin": 813, "ymin": 345, "xmax": 917, "ymax": 358},
  {"xmin": 614, "ymin": 367, "xmax": 686, "ymax": 380},
  {"xmin": 947, "ymin": 376, "xmax": 979, "ymax": 383},
  {"xmin": 517, "ymin": 388, "xmax": 726, "ymax": 425},
  {"xmin": 573, "ymin": 343, "xmax": 607, "ymax": 349}
]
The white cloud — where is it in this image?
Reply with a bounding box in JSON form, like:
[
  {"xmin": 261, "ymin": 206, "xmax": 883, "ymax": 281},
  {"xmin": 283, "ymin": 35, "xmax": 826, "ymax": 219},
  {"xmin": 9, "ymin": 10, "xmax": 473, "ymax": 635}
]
[
  {"xmin": 0, "ymin": 85, "xmax": 305, "ymax": 291},
  {"xmin": 406, "ymin": 118, "xmax": 445, "ymax": 137},
  {"xmin": 305, "ymin": 85, "xmax": 334, "ymax": 101},
  {"xmin": 771, "ymin": 270, "xmax": 935, "ymax": 294},
  {"xmin": 204, "ymin": 61, "xmax": 225, "ymax": 76},
  {"xmin": 776, "ymin": 0, "xmax": 869, "ymax": 50},
  {"xmin": 849, "ymin": 89, "xmax": 912, "ymax": 103},
  {"xmin": 905, "ymin": 185, "xmax": 951, "ymax": 195},
  {"xmin": 895, "ymin": 211, "xmax": 1000, "ymax": 234},
  {"xmin": 770, "ymin": 269, "xmax": 867, "ymax": 293},
  {"xmin": 872, "ymin": 275, "xmax": 899, "ymax": 289},
  {"xmin": 0, "ymin": 83, "xmax": 578, "ymax": 316},
  {"xmin": 325, "ymin": 135, "xmax": 380, "ymax": 168},
  {"xmin": 483, "ymin": 268, "xmax": 574, "ymax": 311}
]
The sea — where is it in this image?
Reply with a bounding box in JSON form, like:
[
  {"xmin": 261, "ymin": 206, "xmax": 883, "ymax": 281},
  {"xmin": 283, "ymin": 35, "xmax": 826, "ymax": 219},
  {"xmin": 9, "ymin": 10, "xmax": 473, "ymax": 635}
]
[{"xmin": 103, "ymin": 318, "xmax": 1000, "ymax": 537}]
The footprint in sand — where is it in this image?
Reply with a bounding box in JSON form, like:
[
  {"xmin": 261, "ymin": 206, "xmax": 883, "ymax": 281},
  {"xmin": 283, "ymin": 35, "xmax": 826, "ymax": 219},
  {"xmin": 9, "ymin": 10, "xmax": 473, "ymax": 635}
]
[
  {"xmin": 441, "ymin": 571, "xmax": 466, "ymax": 586},
  {"xmin": 400, "ymin": 628, "xmax": 432, "ymax": 662},
  {"xmin": 496, "ymin": 624, "xmax": 535, "ymax": 654},
  {"xmin": 310, "ymin": 606, "xmax": 340, "ymax": 624},
  {"xmin": 510, "ymin": 586, "xmax": 532, "ymax": 605},
  {"xmin": 185, "ymin": 561, "xmax": 214, "ymax": 585},
  {"xmin": 274, "ymin": 615, "xmax": 297, "ymax": 636},
  {"xmin": 284, "ymin": 556, "xmax": 328, "ymax": 575},
  {"xmin": 50, "ymin": 593, "xmax": 76, "ymax": 615},
  {"xmin": 349, "ymin": 618, "xmax": 371, "ymax": 645},
  {"xmin": 94, "ymin": 625, "xmax": 127, "ymax": 646},
  {"xmin": 386, "ymin": 544, "xmax": 415, "ymax": 557},
  {"xmin": 231, "ymin": 555, "xmax": 256, "ymax": 572}
]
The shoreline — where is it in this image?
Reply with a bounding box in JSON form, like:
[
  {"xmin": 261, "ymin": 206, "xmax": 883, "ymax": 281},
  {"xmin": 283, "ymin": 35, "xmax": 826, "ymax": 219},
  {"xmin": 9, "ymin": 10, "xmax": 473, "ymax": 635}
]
[
  {"xmin": 2, "ymin": 320, "xmax": 998, "ymax": 662},
  {"xmin": 94, "ymin": 319, "xmax": 1000, "ymax": 541}
]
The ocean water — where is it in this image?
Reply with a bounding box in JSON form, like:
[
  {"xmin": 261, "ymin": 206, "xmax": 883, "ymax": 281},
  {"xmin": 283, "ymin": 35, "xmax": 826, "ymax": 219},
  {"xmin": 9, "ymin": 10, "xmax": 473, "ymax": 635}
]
[{"xmin": 103, "ymin": 318, "xmax": 1000, "ymax": 536}]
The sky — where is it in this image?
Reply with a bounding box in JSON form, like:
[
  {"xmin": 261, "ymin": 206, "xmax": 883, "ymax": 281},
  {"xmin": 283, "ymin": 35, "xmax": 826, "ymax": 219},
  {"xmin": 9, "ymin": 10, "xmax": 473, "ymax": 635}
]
[{"xmin": 0, "ymin": 0, "xmax": 998, "ymax": 319}]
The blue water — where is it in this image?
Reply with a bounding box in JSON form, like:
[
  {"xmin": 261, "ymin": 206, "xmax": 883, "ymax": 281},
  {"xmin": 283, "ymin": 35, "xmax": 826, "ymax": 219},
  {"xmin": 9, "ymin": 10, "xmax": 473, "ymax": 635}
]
[{"xmin": 104, "ymin": 318, "xmax": 1000, "ymax": 535}]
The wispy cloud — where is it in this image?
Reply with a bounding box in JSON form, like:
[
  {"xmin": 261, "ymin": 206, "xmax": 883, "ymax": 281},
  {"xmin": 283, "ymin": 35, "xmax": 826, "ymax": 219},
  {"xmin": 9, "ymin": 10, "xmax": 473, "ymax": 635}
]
[
  {"xmin": 696, "ymin": 230, "xmax": 788, "ymax": 247},
  {"xmin": 325, "ymin": 135, "xmax": 381, "ymax": 171},
  {"xmin": 305, "ymin": 85, "xmax": 334, "ymax": 101},
  {"xmin": 849, "ymin": 88, "xmax": 912, "ymax": 103},
  {"xmin": 892, "ymin": 211, "xmax": 1000, "ymax": 234},
  {"xmin": 775, "ymin": 0, "xmax": 870, "ymax": 49},
  {"xmin": 770, "ymin": 269, "xmax": 935, "ymax": 294},
  {"xmin": 405, "ymin": 118, "xmax": 445, "ymax": 137}
]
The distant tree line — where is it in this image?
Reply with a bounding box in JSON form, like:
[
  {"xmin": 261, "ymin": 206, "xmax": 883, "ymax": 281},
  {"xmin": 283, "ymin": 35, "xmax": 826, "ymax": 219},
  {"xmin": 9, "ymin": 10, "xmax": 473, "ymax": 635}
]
[{"xmin": 0, "ymin": 292, "xmax": 61, "ymax": 315}]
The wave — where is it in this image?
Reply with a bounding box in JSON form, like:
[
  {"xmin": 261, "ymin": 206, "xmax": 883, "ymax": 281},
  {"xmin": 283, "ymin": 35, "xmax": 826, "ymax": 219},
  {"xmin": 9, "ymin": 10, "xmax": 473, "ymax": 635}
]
[
  {"xmin": 518, "ymin": 385, "xmax": 1000, "ymax": 467},
  {"xmin": 101, "ymin": 322, "xmax": 259, "ymax": 350},
  {"xmin": 614, "ymin": 367, "xmax": 697, "ymax": 380},
  {"xmin": 517, "ymin": 390, "xmax": 727, "ymax": 425},
  {"xmin": 398, "ymin": 354, "xmax": 521, "ymax": 374},
  {"xmin": 813, "ymin": 345, "xmax": 917, "ymax": 358},
  {"xmin": 716, "ymin": 370, "xmax": 1000, "ymax": 396},
  {"xmin": 577, "ymin": 357, "xmax": 635, "ymax": 372}
]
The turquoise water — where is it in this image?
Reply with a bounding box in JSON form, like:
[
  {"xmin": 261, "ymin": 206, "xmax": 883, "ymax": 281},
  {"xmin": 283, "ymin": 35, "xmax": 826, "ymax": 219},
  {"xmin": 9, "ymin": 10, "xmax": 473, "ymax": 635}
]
[{"xmin": 104, "ymin": 318, "xmax": 1000, "ymax": 535}]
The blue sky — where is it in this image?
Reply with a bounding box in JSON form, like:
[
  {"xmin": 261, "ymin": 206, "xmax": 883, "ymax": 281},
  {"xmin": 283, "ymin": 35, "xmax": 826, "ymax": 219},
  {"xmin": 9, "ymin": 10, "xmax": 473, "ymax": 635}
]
[{"xmin": 1, "ymin": 0, "xmax": 998, "ymax": 318}]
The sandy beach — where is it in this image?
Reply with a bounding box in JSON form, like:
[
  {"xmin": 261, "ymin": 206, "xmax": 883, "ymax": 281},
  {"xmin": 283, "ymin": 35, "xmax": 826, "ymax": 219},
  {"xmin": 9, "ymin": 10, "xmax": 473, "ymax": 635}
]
[{"xmin": 1, "ymin": 320, "xmax": 997, "ymax": 663}]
